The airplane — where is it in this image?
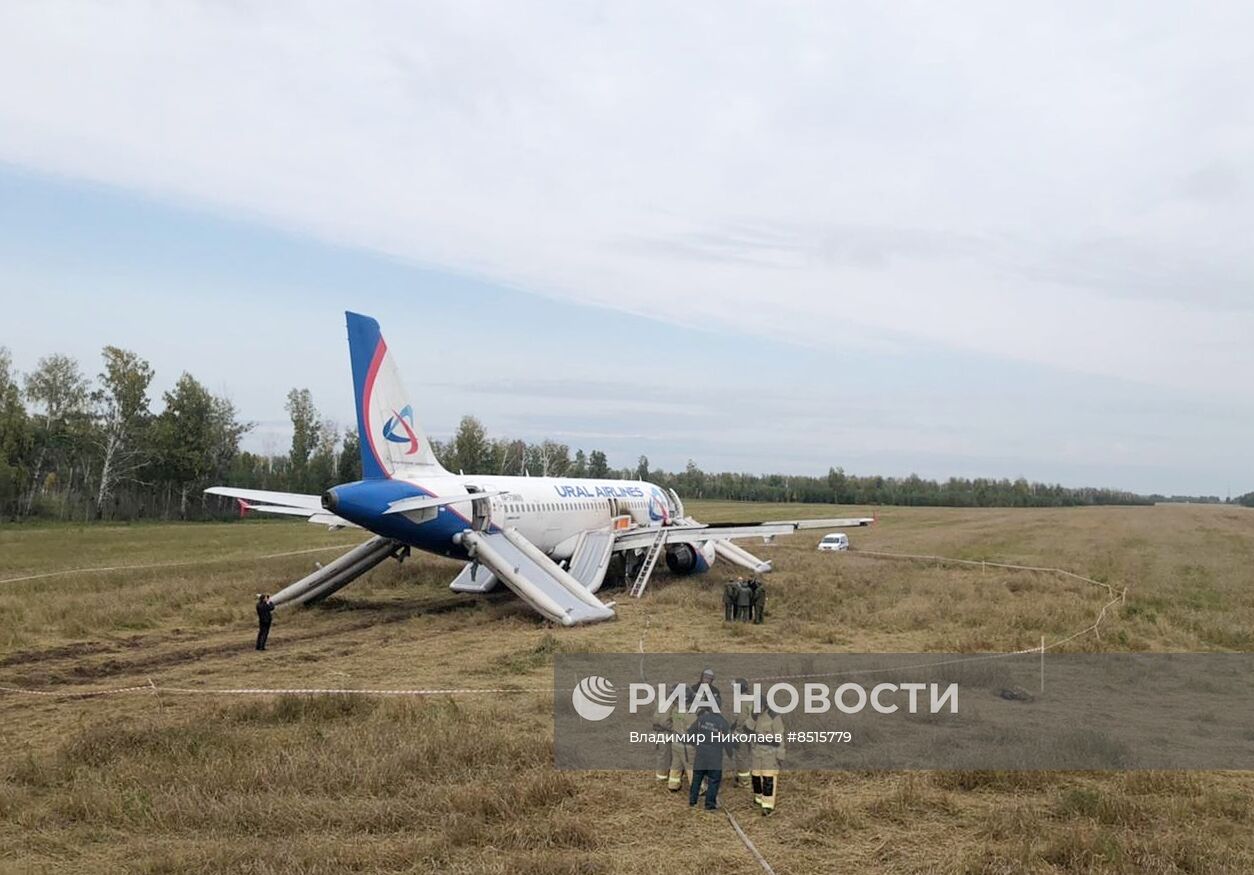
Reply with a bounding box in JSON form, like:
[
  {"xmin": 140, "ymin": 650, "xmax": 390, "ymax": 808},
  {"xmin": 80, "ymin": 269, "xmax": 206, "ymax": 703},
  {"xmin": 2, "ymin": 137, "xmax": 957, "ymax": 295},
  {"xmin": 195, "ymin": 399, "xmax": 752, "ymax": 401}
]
[{"xmin": 206, "ymin": 312, "xmax": 874, "ymax": 625}]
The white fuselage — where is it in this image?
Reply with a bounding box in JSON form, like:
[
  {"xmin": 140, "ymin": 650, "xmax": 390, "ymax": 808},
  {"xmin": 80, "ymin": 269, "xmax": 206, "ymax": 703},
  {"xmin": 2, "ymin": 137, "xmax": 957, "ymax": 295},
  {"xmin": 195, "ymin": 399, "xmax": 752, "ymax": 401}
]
[{"xmin": 365, "ymin": 472, "xmax": 678, "ymax": 560}]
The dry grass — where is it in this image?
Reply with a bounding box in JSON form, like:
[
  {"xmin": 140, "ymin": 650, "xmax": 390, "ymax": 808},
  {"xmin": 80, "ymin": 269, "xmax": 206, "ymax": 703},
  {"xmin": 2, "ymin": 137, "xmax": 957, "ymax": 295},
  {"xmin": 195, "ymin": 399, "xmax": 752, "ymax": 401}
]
[{"xmin": 1, "ymin": 502, "xmax": 1252, "ymax": 873}]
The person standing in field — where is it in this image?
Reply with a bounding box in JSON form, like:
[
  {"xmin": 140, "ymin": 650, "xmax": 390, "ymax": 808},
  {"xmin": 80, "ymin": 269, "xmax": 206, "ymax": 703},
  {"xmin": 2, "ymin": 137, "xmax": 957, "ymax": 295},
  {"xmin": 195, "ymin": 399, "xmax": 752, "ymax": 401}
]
[
  {"xmin": 749, "ymin": 703, "xmax": 785, "ymax": 815},
  {"xmin": 686, "ymin": 703, "xmax": 734, "ymax": 811},
  {"xmin": 735, "ymin": 579, "xmax": 753, "ymax": 622},
  {"xmin": 667, "ymin": 687, "xmax": 693, "ymax": 791},
  {"xmin": 730, "ymin": 677, "xmax": 754, "ymax": 786},
  {"xmin": 255, "ymin": 593, "xmax": 274, "ymax": 651},
  {"xmin": 723, "ymin": 579, "xmax": 739, "ymax": 621},
  {"xmin": 653, "ymin": 693, "xmax": 675, "ymax": 786},
  {"xmin": 751, "ymin": 579, "xmax": 767, "ymax": 624}
]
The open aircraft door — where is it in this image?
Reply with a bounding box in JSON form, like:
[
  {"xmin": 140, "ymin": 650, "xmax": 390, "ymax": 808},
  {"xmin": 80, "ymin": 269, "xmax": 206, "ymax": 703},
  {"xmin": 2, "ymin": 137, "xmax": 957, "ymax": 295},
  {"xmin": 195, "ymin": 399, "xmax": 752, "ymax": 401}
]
[
  {"xmin": 667, "ymin": 488, "xmax": 685, "ymax": 520},
  {"xmin": 607, "ymin": 497, "xmax": 633, "ymax": 530},
  {"xmin": 466, "ymin": 486, "xmax": 492, "ymax": 532}
]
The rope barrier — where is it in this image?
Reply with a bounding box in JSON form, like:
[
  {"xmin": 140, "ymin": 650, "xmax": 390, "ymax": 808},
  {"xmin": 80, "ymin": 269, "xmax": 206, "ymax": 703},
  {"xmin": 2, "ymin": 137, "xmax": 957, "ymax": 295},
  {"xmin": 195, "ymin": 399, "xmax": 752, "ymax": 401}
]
[
  {"xmin": 724, "ymin": 807, "xmax": 778, "ymax": 874},
  {"xmin": 0, "ymin": 543, "xmax": 369, "ymax": 586},
  {"xmin": 852, "ymin": 548, "xmax": 1123, "ymax": 602},
  {"xmin": 745, "ymin": 548, "xmax": 1128, "ymax": 685},
  {"xmin": 851, "ymin": 548, "xmax": 1127, "ymax": 649}
]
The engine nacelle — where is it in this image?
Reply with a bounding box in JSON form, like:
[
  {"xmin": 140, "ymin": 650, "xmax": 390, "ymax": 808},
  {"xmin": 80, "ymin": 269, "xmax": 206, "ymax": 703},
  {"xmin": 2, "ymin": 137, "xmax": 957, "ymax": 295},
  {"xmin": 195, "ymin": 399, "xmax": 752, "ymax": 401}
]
[{"xmin": 664, "ymin": 541, "xmax": 715, "ymax": 575}]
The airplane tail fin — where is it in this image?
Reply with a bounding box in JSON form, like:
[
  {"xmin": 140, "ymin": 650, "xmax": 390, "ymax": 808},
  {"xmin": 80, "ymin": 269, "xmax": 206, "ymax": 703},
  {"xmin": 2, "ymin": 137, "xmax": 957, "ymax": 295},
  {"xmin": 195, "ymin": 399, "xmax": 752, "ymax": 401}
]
[{"xmin": 346, "ymin": 311, "xmax": 447, "ymax": 479}]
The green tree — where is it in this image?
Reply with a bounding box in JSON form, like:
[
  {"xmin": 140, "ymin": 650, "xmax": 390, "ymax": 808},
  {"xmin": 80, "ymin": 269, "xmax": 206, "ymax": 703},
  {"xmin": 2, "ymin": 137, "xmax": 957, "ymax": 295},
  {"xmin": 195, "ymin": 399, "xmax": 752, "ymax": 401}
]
[
  {"xmin": 491, "ymin": 438, "xmax": 527, "ymax": 475},
  {"xmin": 678, "ymin": 459, "xmax": 705, "ymax": 497},
  {"xmin": 448, "ymin": 415, "xmax": 492, "ymax": 474},
  {"xmin": 587, "ymin": 450, "xmax": 609, "ymax": 479},
  {"xmin": 284, "ymin": 388, "xmax": 322, "ymax": 492},
  {"xmin": 635, "ymin": 455, "xmax": 650, "ymax": 481},
  {"xmin": 526, "ymin": 439, "xmax": 570, "ymax": 476},
  {"xmin": 23, "ymin": 353, "xmax": 90, "ymax": 515},
  {"xmin": 92, "ymin": 346, "xmax": 154, "ymax": 514},
  {"xmin": 154, "ymin": 373, "xmax": 249, "ymax": 518},
  {"xmin": 307, "ymin": 418, "xmax": 339, "ymax": 492},
  {"xmin": 571, "ymin": 449, "xmax": 588, "ymax": 478},
  {"xmin": 337, "ymin": 428, "xmax": 362, "ymax": 483}
]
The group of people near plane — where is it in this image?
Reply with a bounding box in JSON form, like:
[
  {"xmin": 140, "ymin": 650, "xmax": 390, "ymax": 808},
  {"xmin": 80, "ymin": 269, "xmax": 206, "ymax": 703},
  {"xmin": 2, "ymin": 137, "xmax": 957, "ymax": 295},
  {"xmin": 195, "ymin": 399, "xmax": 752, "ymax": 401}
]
[
  {"xmin": 653, "ymin": 668, "xmax": 784, "ymax": 815},
  {"xmin": 723, "ymin": 577, "xmax": 767, "ymax": 623}
]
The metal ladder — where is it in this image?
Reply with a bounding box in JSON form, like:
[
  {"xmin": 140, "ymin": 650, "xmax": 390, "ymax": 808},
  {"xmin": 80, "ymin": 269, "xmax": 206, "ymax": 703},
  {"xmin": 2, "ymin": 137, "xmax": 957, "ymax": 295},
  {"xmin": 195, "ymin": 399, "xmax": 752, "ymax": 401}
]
[{"xmin": 629, "ymin": 529, "xmax": 668, "ymax": 598}]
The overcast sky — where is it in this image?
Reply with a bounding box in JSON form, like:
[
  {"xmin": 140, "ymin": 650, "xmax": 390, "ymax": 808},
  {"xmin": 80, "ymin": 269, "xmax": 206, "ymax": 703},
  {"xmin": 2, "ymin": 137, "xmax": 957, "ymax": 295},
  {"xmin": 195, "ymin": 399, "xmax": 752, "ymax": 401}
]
[{"xmin": 1, "ymin": 2, "xmax": 1251, "ymax": 495}]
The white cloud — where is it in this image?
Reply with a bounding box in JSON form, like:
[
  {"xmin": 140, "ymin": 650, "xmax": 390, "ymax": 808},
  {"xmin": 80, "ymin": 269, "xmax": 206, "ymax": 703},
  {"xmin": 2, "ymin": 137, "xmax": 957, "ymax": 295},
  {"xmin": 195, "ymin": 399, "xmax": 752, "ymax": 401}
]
[{"xmin": 1, "ymin": 3, "xmax": 1252, "ymax": 399}]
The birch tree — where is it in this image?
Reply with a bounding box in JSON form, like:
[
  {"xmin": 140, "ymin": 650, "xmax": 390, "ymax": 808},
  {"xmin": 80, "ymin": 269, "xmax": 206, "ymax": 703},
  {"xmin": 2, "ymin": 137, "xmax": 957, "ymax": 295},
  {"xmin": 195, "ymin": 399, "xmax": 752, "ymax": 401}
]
[
  {"xmin": 22, "ymin": 354, "xmax": 89, "ymax": 514},
  {"xmin": 93, "ymin": 346, "xmax": 154, "ymax": 513}
]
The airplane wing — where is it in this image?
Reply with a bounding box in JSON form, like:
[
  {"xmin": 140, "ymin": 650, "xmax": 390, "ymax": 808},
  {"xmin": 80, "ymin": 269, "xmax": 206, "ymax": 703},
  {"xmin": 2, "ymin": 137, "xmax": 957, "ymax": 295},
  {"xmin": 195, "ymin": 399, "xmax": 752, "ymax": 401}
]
[
  {"xmin": 613, "ymin": 523, "xmax": 792, "ymax": 550},
  {"xmin": 204, "ymin": 487, "xmax": 356, "ymax": 529},
  {"xmin": 725, "ymin": 517, "xmax": 876, "ymax": 531},
  {"xmin": 611, "ymin": 516, "xmax": 875, "ymax": 551},
  {"xmin": 205, "ymin": 487, "xmax": 322, "ymax": 508},
  {"xmin": 610, "ymin": 515, "xmax": 876, "ymax": 578}
]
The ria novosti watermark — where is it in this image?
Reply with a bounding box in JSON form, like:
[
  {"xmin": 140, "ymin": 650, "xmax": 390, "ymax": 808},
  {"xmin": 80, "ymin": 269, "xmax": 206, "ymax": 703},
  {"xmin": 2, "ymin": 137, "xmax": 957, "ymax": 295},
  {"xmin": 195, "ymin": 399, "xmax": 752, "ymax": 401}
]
[
  {"xmin": 554, "ymin": 653, "xmax": 1254, "ymax": 771},
  {"xmin": 623, "ymin": 677, "xmax": 957, "ymax": 717}
]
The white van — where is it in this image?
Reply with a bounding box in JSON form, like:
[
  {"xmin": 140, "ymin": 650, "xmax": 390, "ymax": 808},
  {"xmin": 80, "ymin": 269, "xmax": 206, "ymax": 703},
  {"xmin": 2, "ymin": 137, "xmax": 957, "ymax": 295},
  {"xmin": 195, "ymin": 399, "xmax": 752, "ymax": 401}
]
[{"xmin": 817, "ymin": 533, "xmax": 849, "ymax": 552}]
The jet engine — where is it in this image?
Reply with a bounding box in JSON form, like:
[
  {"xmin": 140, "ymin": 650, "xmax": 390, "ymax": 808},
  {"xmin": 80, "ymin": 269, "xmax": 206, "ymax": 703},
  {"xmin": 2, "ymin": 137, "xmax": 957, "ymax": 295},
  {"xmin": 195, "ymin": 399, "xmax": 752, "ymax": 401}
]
[{"xmin": 664, "ymin": 541, "xmax": 715, "ymax": 575}]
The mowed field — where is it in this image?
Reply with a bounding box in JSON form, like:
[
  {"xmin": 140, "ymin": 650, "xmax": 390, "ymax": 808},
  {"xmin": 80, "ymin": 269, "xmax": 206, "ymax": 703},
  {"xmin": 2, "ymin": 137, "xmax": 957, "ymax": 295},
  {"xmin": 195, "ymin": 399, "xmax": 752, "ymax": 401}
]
[{"xmin": 1, "ymin": 502, "xmax": 1252, "ymax": 873}]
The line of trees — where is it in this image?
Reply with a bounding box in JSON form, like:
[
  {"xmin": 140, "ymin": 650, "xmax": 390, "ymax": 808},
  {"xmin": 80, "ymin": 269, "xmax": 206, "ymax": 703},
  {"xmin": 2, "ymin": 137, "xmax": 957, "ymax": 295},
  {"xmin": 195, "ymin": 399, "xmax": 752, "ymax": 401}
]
[
  {"xmin": 0, "ymin": 346, "xmax": 252, "ymax": 521},
  {"xmin": 423, "ymin": 421, "xmax": 1161, "ymax": 507},
  {"xmin": 2, "ymin": 344, "xmax": 1242, "ymax": 522}
]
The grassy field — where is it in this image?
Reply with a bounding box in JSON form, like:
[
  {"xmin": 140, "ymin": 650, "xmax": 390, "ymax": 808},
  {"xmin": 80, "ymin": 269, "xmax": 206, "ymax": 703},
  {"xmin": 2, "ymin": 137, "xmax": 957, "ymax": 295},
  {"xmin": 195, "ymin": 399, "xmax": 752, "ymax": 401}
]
[{"xmin": 1, "ymin": 502, "xmax": 1252, "ymax": 873}]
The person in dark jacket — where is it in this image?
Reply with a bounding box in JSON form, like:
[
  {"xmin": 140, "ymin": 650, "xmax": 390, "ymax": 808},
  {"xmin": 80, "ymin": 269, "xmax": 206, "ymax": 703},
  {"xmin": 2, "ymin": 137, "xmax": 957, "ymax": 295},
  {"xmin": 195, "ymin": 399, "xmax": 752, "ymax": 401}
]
[
  {"xmin": 751, "ymin": 579, "xmax": 767, "ymax": 624},
  {"xmin": 723, "ymin": 580, "xmax": 739, "ymax": 621},
  {"xmin": 255, "ymin": 593, "xmax": 274, "ymax": 650},
  {"xmin": 735, "ymin": 580, "xmax": 753, "ymax": 622},
  {"xmin": 686, "ymin": 705, "xmax": 733, "ymax": 810}
]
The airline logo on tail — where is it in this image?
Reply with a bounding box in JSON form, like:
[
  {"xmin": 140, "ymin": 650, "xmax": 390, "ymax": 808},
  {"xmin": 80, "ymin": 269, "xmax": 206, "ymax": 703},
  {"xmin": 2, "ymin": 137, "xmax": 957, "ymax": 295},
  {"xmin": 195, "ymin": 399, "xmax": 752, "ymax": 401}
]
[{"xmin": 382, "ymin": 405, "xmax": 420, "ymax": 455}]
